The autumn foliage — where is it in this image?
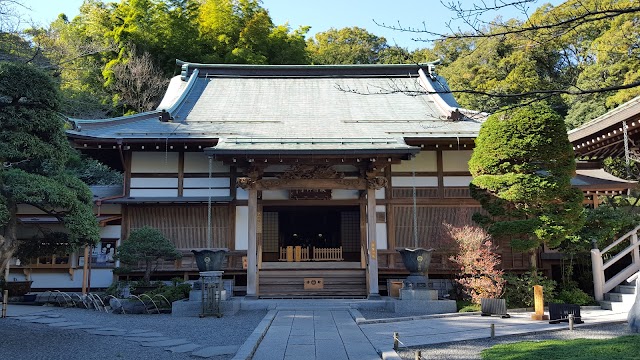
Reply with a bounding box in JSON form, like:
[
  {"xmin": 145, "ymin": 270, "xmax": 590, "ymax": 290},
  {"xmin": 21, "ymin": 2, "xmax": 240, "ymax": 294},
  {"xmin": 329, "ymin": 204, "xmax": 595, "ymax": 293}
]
[{"xmin": 446, "ymin": 224, "xmax": 505, "ymax": 304}]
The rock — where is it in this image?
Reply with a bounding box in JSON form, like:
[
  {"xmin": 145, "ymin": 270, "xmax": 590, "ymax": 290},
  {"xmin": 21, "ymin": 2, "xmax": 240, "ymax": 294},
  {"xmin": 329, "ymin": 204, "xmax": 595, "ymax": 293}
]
[
  {"xmin": 627, "ymin": 277, "xmax": 640, "ymax": 333},
  {"xmin": 109, "ymin": 298, "xmax": 147, "ymax": 314}
]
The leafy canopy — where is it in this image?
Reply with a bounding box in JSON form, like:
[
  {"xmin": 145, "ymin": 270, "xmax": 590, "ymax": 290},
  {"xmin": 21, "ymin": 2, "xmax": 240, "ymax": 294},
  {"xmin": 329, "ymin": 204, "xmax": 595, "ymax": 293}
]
[
  {"xmin": 469, "ymin": 103, "xmax": 584, "ymax": 266},
  {"xmin": 0, "ymin": 61, "xmax": 100, "ymax": 272},
  {"xmin": 116, "ymin": 226, "xmax": 181, "ymax": 283}
]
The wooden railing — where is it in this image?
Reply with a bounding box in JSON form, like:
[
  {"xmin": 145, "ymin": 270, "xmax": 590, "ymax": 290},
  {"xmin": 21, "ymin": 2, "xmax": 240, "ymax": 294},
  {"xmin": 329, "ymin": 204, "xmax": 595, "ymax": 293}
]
[
  {"xmin": 278, "ymin": 246, "xmax": 342, "ymax": 261},
  {"xmin": 312, "ymin": 246, "xmax": 343, "ymax": 261},
  {"xmin": 591, "ymin": 224, "xmax": 640, "ymax": 301}
]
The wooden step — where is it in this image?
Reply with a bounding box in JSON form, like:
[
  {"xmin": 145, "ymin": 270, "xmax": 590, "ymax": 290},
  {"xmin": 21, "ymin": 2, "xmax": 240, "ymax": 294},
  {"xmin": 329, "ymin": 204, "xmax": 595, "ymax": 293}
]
[{"xmin": 258, "ymin": 269, "xmax": 366, "ymax": 298}]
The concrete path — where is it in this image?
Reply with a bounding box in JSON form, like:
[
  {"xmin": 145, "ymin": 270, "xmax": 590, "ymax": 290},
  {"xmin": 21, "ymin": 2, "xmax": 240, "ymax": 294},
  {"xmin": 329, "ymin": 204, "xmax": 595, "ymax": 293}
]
[
  {"xmin": 359, "ymin": 308, "xmax": 629, "ymax": 357},
  {"xmin": 252, "ymin": 310, "xmax": 380, "ymax": 360}
]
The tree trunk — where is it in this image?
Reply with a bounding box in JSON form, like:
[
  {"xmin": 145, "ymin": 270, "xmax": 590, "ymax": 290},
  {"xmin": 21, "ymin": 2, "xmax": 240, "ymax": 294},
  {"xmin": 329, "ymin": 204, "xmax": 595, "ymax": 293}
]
[
  {"xmin": 0, "ymin": 203, "xmax": 18, "ymax": 281},
  {"xmin": 144, "ymin": 260, "xmax": 152, "ymax": 284},
  {"xmin": 530, "ymin": 250, "xmax": 538, "ymax": 272}
]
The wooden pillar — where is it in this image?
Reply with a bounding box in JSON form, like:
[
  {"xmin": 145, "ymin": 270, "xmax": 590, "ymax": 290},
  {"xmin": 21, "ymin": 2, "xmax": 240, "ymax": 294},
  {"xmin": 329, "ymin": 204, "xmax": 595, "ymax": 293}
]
[
  {"xmin": 246, "ymin": 187, "xmax": 258, "ymax": 298},
  {"xmin": 367, "ymin": 187, "xmax": 380, "ymax": 298},
  {"xmin": 81, "ymin": 246, "xmax": 89, "ymax": 295}
]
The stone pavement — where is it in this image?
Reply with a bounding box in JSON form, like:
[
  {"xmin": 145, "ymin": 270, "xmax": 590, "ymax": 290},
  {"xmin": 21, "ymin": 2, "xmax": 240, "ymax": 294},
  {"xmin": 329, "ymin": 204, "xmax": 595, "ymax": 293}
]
[
  {"xmin": 358, "ymin": 307, "xmax": 629, "ymax": 359},
  {"xmin": 3, "ymin": 305, "xmax": 238, "ymax": 358},
  {"xmin": 3, "ymin": 303, "xmax": 630, "ymax": 360},
  {"xmin": 252, "ymin": 310, "xmax": 380, "ymax": 360}
]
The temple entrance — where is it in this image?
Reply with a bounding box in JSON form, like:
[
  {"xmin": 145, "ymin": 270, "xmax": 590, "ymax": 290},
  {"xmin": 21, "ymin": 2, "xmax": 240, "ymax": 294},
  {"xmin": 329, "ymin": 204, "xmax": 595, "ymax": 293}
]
[
  {"xmin": 261, "ymin": 206, "xmax": 361, "ymax": 263},
  {"xmin": 258, "ymin": 205, "xmax": 366, "ymax": 298}
]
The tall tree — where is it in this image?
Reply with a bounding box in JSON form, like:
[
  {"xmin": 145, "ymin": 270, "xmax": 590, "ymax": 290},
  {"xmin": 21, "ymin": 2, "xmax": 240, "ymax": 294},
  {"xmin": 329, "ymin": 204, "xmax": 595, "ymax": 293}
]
[
  {"xmin": 380, "ymin": 0, "xmax": 640, "ymax": 125},
  {"xmin": 469, "ymin": 103, "xmax": 584, "ymax": 270},
  {"xmin": 0, "ymin": 62, "xmax": 100, "ymax": 274},
  {"xmin": 306, "ymin": 27, "xmax": 389, "ymax": 64}
]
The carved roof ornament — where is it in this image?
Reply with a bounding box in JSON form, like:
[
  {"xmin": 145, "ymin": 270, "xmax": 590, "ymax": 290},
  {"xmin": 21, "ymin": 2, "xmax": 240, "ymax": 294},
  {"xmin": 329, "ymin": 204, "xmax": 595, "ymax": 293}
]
[
  {"xmin": 279, "ymin": 165, "xmax": 344, "ymax": 180},
  {"xmin": 237, "ymin": 177, "xmax": 256, "ymax": 190},
  {"xmin": 367, "ymin": 176, "xmax": 388, "ymax": 190},
  {"xmin": 448, "ymin": 108, "xmax": 465, "ymax": 122}
]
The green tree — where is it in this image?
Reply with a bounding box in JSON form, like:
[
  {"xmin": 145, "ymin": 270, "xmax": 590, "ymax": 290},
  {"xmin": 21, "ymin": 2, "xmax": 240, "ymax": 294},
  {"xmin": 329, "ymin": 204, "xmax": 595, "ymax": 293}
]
[
  {"xmin": 469, "ymin": 103, "xmax": 584, "ymax": 269},
  {"xmin": 0, "ymin": 61, "xmax": 100, "ymax": 274},
  {"xmin": 116, "ymin": 226, "xmax": 181, "ymax": 283},
  {"xmin": 306, "ymin": 27, "xmax": 389, "ymax": 64}
]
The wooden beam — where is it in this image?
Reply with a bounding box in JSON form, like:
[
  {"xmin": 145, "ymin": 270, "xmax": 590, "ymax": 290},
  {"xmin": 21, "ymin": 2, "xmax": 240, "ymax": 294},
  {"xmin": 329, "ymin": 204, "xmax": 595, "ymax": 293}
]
[{"xmin": 254, "ymin": 178, "xmax": 368, "ymax": 190}]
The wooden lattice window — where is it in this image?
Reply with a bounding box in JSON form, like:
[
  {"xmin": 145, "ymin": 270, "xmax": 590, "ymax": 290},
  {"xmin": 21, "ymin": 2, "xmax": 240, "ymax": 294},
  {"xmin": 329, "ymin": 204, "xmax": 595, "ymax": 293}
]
[{"xmin": 127, "ymin": 206, "xmax": 229, "ymax": 249}]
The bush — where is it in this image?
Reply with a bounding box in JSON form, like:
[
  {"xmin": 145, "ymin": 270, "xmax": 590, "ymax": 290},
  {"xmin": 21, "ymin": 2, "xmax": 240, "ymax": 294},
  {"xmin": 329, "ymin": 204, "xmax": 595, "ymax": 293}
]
[
  {"xmin": 503, "ymin": 271, "xmax": 556, "ymax": 308},
  {"xmin": 144, "ymin": 278, "xmax": 191, "ymax": 307},
  {"xmin": 554, "ymin": 287, "xmax": 595, "ymax": 306},
  {"xmin": 457, "ymin": 300, "xmax": 481, "ymax": 312},
  {"xmin": 447, "ymin": 224, "xmax": 505, "ymax": 304}
]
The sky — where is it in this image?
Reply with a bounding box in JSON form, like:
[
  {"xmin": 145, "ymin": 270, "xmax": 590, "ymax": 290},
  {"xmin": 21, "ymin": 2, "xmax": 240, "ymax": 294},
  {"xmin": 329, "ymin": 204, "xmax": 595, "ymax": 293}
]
[{"xmin": 19, "ymin": 0, "xmax": 559, "ymax": 50}]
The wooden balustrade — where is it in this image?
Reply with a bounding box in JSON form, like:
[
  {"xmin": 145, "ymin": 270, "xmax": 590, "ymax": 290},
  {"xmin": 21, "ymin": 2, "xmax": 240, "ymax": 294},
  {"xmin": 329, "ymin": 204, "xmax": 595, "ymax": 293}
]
[
  {"xmin": 278, "ymin": 246, "xmax": 342, "ymax": 262},
  {"xmin": 592, "ymin": 224, "xmax": 640, "ymax": 301},
  {"xmin": 313, "ymin": 246, "xmax": 343, "ymax": 261}
]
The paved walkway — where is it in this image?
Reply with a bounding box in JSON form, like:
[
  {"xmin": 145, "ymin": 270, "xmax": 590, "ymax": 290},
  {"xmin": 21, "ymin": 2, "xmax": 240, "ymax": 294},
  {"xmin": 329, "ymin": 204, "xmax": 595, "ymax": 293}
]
[
  {"xmin": 3, "ymin": 302, "xmax": 630, "ymax": 360},
  {"xmin": 252, "ymin": 310, "xmax": 380, "ymax": 360}
]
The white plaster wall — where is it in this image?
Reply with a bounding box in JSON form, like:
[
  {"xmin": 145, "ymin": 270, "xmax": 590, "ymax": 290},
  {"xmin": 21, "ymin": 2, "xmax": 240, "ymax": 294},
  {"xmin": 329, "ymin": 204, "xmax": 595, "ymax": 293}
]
[
  {"xmin": 235, "ymin": 206, "xmax": 249, "ymax": 250},
  {"xmin": 376, "ymin": 223, "xmax": 388, "ymax": 250},
  {"xmin": 183, "ymin": 178, "xmax": 230, "ymax": 188},
  {"xmin": 376, "ymin": 205, "xmax": 386, "ymax": 213},
  {"xmin": 184, "ymin": 152, "xmax": 229, "ymax": 173},
  {"xmin": 262, "ymin": 190, "xmax": 290, "ymax": 200},
  {"xmin": 332, "ymin": 190, "xmax": 360, "ymax": 200},
  {"xmin": 131, "ymin": 152, "xmax": 178, "ymax": 173},
  {"xmin": 392, "ymin": 151, "xmax": 437, "ymax": 172},
  {"xmin": 236, "ymin": 188, "xmax": 248, "ymax": 200},
  {"xmin": 129, "ymin": 189, "xmax": 178, "ymax": 197},
  {"xmin": 375, "ymin": 188, "xmax": 385, "ymax": 199},
  {"xmin": 442, "ymin": 150, "xmax": 473, "ymax": 172},
  {"xmin": 100, "ymin": 225, "xmax": 121, "ymax": 239},
  {"xmin": 183, "ymin": 189, "xmax": 231, "ymax": 197},
  {"xmin": 8, "ymin": 269, "xmax": 113, "ymax": 289},
  {"xmin": 443, "ymin": 176, "xmax": 473, "ymax": 187},
  {"xmin": 392, "ymin": 176, "xmax": 438, "ymax": 187},
  {"xmin": 130, "ymin": 178, "xmax": 179, "ymax": 188}
]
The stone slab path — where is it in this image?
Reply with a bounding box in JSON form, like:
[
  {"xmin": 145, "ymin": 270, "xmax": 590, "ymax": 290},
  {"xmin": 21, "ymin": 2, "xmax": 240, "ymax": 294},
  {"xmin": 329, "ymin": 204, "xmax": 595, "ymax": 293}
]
[
  {"xmin": 252, "ymin": 310, "xmax": 380, "ymax": 360},
  {"xmin": 4, "ymin": 305, "xmax": 234, "ymax": 358}
]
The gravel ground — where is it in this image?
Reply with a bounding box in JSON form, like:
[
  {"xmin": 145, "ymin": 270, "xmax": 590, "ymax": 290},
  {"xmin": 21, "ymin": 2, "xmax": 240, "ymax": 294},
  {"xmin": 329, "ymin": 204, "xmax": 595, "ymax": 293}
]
[
  {"xmin": 395, "ymin": 322, "xmax": 635, "ymax": 360},
  {"xmin": 0, "ymin": 306, "xmax": 267, "ymax": 360}
]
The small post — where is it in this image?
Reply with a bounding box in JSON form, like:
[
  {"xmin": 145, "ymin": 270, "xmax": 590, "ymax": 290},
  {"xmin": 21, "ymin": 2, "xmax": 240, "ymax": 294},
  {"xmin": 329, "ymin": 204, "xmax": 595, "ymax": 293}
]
[
  {"xmin": 393, "ymin": 332, "xmax": 399, "ymax": 351},
  {"xmin": 531, "ymin": 285, "xmax": 549, "ymax": 320},
  {"xmin": 2, "ymin": 290, "xmax": 8, "ymax": 318},
  {"xmin": 415, "ymin": 350, "xmax": 422, "ymax": 360},
  {"xmin": 490, "ymin": 323, "xmax": 495, "ymax": 338},
  {"xmin": 569, "ymin": 314, "xmax": 574, "ymax": 330}
]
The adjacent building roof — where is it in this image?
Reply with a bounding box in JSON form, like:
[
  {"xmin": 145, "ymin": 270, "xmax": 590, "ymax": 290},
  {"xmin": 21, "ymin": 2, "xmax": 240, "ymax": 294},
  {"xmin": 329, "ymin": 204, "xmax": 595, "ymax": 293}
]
[
  {"xmin": 568, "ymin": 95, "xmax": 640, "ymax": 158},
  {"xmin": 572, "ymin": 169, "xmax": 636, "ymax": 191},
  {"xmin": 67, "ymin": 61, "xmax": 486, "ymax": 156}
]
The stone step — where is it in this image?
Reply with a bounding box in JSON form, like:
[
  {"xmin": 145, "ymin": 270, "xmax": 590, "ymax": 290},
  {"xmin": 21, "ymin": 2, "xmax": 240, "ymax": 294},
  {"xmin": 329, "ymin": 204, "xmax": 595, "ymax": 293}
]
[
  {"xmin": 605, "ymin": 292, "xmax": 636, "ymax": 302},
  {"xmin": 599, "ymin": 300, "xmax": 633, "ymax": 312},
  {"xmin": 616, "ymin": 285, "xmax": 637, "ymax": 294}
]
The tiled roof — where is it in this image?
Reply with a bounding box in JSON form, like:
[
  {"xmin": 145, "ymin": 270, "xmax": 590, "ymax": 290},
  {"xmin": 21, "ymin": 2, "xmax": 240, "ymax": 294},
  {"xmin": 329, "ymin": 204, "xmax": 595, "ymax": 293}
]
[{"xmin": 67, "ymin": 63, "xmax": 486, "ymax": 153}]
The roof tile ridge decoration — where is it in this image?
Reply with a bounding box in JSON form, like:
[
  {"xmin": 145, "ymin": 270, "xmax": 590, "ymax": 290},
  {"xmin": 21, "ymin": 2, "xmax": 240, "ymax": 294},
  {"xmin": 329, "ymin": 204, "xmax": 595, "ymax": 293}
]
[
  {"xmin": 164, "ymin": 68, "xmax": 201, "ymax": 116},
  {"xmin": 416, "ymin": 65, "xmax": 477, "ymax": 123},
  {"xmin": 568, "ymin": 95, "xmax": 640, "ymax": 135},
  {"xmin": 67, "ymin": 110, "xmax": 162, "ymax": 132}
]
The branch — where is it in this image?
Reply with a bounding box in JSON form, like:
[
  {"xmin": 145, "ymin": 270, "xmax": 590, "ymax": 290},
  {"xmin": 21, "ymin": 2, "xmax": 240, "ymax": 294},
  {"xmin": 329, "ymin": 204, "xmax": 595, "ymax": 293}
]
[
  {"xmin": 336, "ymin": 79, "xmax": 640, "ymax": 99},
  {"xmin": 375, "ymin": 5, "xmax": 640, "ymax": 42}
]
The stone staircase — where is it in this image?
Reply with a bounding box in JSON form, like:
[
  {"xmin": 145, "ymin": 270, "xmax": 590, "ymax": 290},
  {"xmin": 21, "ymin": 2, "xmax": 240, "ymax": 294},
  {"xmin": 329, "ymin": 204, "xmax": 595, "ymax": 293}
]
[{"xmin": 600, "ymin": 278, "xmax": 637, "ymax": 312}]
